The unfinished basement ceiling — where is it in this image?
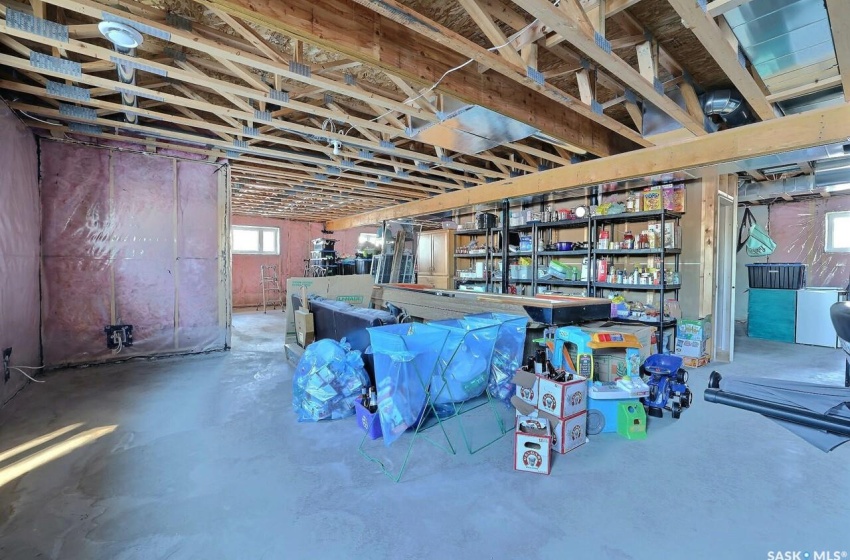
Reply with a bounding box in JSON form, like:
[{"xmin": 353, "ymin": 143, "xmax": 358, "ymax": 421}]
[{"xmin": 2, "ymin": 0, "xmax": 849, "ymax": 222}]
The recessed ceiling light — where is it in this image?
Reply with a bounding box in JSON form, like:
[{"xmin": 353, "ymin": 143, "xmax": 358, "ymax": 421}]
[{"xmin": 98, "ymin": 21, "xmax": 144, "ymax": 49}]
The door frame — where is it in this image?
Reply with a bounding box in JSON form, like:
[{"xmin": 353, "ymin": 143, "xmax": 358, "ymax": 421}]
[{"xmin": 714, "ymin": 192, "xmax": 736, "ymax": 362}]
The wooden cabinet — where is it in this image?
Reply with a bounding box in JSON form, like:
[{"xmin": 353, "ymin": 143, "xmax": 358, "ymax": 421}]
[{"xmin": 417, "ymin": 230, "xmax": 454, "ymax": 289}]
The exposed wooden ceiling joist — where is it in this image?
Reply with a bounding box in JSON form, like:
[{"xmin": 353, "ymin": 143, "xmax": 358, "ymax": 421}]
[{"xmin": 197, "ymin": 0, "xmax": 640, "ymax": 157}]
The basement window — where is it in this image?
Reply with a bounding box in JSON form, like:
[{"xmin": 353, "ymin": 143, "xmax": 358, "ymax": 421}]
[
  {"xmin": 825, "ymin": 211, "xmax": 850, "ymax": 253},
  {"xmin": 232, "ymin": 226, "xmax": 280, "ymax": 255}
]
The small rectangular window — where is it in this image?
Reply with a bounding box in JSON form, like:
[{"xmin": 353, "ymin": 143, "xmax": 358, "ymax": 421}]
[
  {"xmin": 232, "ymin": 226, "xmax": 280, "ymax": 255},
  {"xmin": 825, "ymin": 211, "xmax": 850, "ymax": 253}
]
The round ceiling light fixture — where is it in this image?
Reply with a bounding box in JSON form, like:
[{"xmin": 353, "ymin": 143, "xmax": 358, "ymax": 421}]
[{"xmin": 98, "ymin": 21, "xmax": 144, "ymax": 49}]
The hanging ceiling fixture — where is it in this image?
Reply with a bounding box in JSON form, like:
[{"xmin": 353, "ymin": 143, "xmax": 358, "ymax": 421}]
[{"xmin": 97, "ymin": 21, "xmax": 144, "ymax": 49}]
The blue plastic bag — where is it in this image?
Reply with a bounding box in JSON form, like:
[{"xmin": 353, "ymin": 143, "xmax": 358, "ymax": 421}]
[
  {"xmin": 292, "ymin": 338, "xmax": 369, "ymax": 422},
  {"xmin": 368, "ymin": 323, "xmax": 448, "ymax": 446},
  {"xmin": 427, "ymin": 318, "xmax": 499, "ymax": 406},
  {"xmin": 465, "ymin": 313, "xmax": 528, "ymax": 405}
]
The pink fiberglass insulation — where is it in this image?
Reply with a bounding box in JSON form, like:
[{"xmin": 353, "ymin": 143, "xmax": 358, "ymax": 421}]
[
  {"xmin": 231, "ymin": 216, "xmax": 324, "ymax": 307},
  {"xmin": 0, "ymin": 103, "xmax": 41, "ymax": 405},
  {"xmin": 41, "ymin": 141, "xmax": 226, "ymax": 366},
  {"xmin": 767, "ymin": 197, "xmax": 850, "ymax": 287}
]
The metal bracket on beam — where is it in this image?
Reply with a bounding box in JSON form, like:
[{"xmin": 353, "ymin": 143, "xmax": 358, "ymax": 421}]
[
  {"xmin": 6, "ymin": 8, "xmax": 68, "ymax": 42},
  {"xmin": 358, "ymin": 149, "xmax": 373, "ymax": 159},
  {"xmin": 653, "ymin": 78, "xmax": 664, "ymax": 95},
  {"xmin": 30, "ymin": 52, "xmax": 81, "ymax": 77},
  {"xmin": 166, "ymin": 13, "xmax": 193, "ymax": 31},
  {"xmin": 378, "ymin": 175, "xmax": 392, "ymax": 183},
  {"xmin": 591, "ymin": 99, "xmax": 603, "ymax": 115},
  {"xmin": 526, "ymin": 67, "xmax": 545, "ymax": 85},
  {"xmin": 379, "ymin": 140, "xmax": 395, "ymax": 150},
  {"xmin": 289, "ymin": 61, "xmax": 311, "ymax": 78},
  {"xmin": 594, "ymin": 32, "xmax": 612, "ymax": 55},
  {"xmin": 243, "ymin": 126, "xmax": 259, "ymax": 136},
  {"xmin": 416, "ymin": 162, "xmax": 429, "ymax": 171},
  {"xmin": 396, "ymin": 170, "xmax": 409, "ymax": 178},
  {"xmin": 365, "ymin": 181, "xmax": 377, "ymax": 189},
  {"xmin": 59, "ymin": 103, "xmax": 97, "ymax": 121},
  {"xmin": 233, "ymin": 139, "xmax": 248, "ymax": 149},
  {"xmin": 697, "ymin": 0, "xmax": 708, "ymax": 12},
  {"xmin": 269, "ymin": 89, "xmax": 289, "ymax": 103},
  {"xmin": 323, "ymin": 93, "xmax": 334, "ymax": 105},
  {"xmin": 326, "ymin": 165, "xmax": 341, "ymax": 175},
  {"xmin": 624, "ymin": 88, "xmax": 637, "ymax": 104},
  {"xmin": 254, "ymin": 109, "xmax": 272, "ymax": 122},
  {"xmin": 344, "ymin": 73, "xmax": 356, "ymax": 86},
  {"xmin": 68, "ymin": 122, "xmax": 102, "ymax": 135},
  {"xmin": 314, "ymin": 173, "xmax": 329, "ymax": 180},
  {"xmin": 46, "ymin": 81, "xmax": 90, "ymax": 101},
  {"xmin": 341, "ymin": 159, "xmax": 355, "ymax": 168}
]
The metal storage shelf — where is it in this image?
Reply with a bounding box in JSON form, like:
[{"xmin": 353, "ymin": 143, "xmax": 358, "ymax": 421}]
[
  {"xmin": 454, "ymin": 253, "xmax": 490, "ymax": 258},
  {"xmin": 594, "ymin": 282, "xmax": 682, "ymax": 291},
  {"xmin": 538, "ymin": 250, "xmax": 588, "ymax": 256},
  {"xmin": 536, "ymin": 218, "xmax": 590, "ymax": 229},
  {"xmin": 591, "ymin": 209, "xmax": 682, "ymax": 224},
  {"xmin": 594, "ymin": 248, "xmax": 681, "ymax": 255},
  {"xmin": 537, "ymin": 279, "xmax": 589, "ymax": 287},
  {"xmin": 455, "ymin": 228, "xmax": 488, "ymax": 235}
]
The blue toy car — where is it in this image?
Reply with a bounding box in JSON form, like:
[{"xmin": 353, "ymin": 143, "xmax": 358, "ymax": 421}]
[{"xmin": 640, "ymin": 354, "xmax": 693, "ymax": 419}]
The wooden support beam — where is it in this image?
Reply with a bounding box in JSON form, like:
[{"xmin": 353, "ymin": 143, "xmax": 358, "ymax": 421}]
[
  {"xmin": 457, "ymin": 0, "xmax": 527, "ymax": 68},
  {"xmin": 679, "ymin": 81, "xmax": 704, "ymax": 122},
  {"xmin": 826, "ymin": 0, "xmax": 850, "ymax": 102},
  {"xmin": 326, "ymin": 102, "xmax": 850, "ymax": 229},
  {"xmin": 765, "ymin": 75, "xmax": 842, "ymax": 103},
  {"xmin": 576, "ymin": 69, "xmax": 594, "ymax": 105},
  {"xmin": 513, "ymin": 0, "xmax": 707, "ymax": 136},
  {"xmin": 706, "ymin": 0, "xmax": 751, "ymax": 17},
  {"xmin": 667, "ymin": 0, "xmax": 776, "ymax": 121},
  {"xmin": 635, "ymin": 40, "xmax": 655, "ymax": 83},
  {"xmin": 199, "ymin": 0, "xmax": 643, "ymax": 156}
]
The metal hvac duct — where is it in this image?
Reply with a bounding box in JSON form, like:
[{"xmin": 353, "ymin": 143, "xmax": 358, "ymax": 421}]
[
  {"xmin": 98, "ymin": 21, "xmax": 144, "ymax": 124},
  {"xmin": 815, "ymin": 156, "xmax": 850, "ymax": 191},
  {"xmin": 700, "ymin": 89, "xmax": 753, "ymax": 128}
]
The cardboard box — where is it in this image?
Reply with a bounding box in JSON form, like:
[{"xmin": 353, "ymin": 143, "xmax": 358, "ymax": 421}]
[
  {"xmin": 514, "ymin": 415, "xmax": 552, "ymax": 474},
  {"xmin": 513, "ymin": 368, "xmax": 540, "ymax": 406},
  {"xmin": 284, "ymin": 274, "xmax": 376, "ymax": 333},
  {"xmin": 537, "ymin": 374, "xmax": 588, "ymax": 419},
  {"xmin": 677, "ymin": 316, "xmax": 712, "ymax": 341},
  {"xmin": 662, "ymin": 184, "xmax": 686, "ymax": 212},
  {"xmin": 682, "ymin": 354, "xmax": 710, "ymax": 368},
  {"xmin": 295, "ymin": 309, "xmax": 315, "ymax": 348},
  {"xmin": 582, "ymin": 322, "xmax": 654, "ymax": 363},
  {"xmin": 642, "ymin": 190, "xmax": 662, "ymax": 211},
  {"xmin": 512, "ymin": 397, "xmax": 588, "ymax": 454},
  {"xmin": 647, "ymin": 223, "xmax": 681, "ymax": 249},
  {"xmin": 675, "ymin": 338, "xmax": 707, "ymax": 358}
]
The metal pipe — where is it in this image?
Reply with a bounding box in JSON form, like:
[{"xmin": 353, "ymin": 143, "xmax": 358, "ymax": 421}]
[
  {"xmin": 114, "ymin": 45, "xmax": 138, "ymax": 125},
  {"xmin": 701, "ymin": 89, "xmax": 753, "ymax": 127},
  {"xmin": 704, "ymin": 388, "xmax": 850, "ymax": 437}
]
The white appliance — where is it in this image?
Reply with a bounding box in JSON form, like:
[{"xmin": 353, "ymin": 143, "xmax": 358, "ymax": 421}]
[{"xmin": 795, "ymin": 288, "xmax": 847, "ymax": 348}]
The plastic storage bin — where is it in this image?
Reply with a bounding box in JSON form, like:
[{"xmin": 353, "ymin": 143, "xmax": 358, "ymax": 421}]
[
  {"xmin": 368, "ymin": 323, "xmax": 449, "ymax": 445},
  {"xmin": 746, "ymin": 263, "xmax": 806, "ymax": 289}
]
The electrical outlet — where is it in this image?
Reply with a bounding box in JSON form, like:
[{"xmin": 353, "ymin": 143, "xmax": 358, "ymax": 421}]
[
  {"xmin": 3, "ymin": 347, "xmax": 11, "ymax": 383},
  {"xmin": 104, "ymin": 325, "xmax": 133, "ymax": 349}
]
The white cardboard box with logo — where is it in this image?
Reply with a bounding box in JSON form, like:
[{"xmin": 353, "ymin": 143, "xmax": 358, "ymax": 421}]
[
  {"xmin": 536, "ymin": 374, "xmax": 588, "ymax": 419},
  {"xmin": 513, "ymin": 368, "xmax": 540, "ymax": 406},
  {"xmin": 514, "ymin": 415, "xmax": 552, "ymax": 474},
  {"xmin": 512, "ymin": 396, "xmax": 588, "ymax": 455}
]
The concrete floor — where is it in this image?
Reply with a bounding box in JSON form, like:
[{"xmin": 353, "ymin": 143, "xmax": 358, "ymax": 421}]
[{"xmin": 1, "ymin": 309, "xmax": 849, "ymax": 559}]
